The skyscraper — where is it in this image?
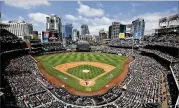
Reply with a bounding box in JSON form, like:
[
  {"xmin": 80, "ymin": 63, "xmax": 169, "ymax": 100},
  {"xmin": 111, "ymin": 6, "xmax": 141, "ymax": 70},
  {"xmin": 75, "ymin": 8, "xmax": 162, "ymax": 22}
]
[
  {"xmin": 81, "ymin": 24, "xmax": 90, "ymax": 37},
  {"xmin": 72, "ymin": 29, "xmax": 79, "ymax": 42},
  {"xmin": 77, "ymin": 31, "xmax": 80, "ymax": 39},
  {"xmin": 64, "ymin": 24, "xmax": 73, "ymax": 40},
  {"xmin": 120, "ymin": 24, "xmax": 126, "ymax": 33},
  {"xmin": 108, "ymin": 25, "xmax": 112, "ymax": 39},
  {"xmin": 132, "ymin": 18, "xmax": 145, "ymax": 39},
  {"xmin": 46, "ymin": 14, "xmax": 62, "ymax": 41},
  {"xmin": 111, "ymin": 22, "xmax": 120, "ymax": 39}
]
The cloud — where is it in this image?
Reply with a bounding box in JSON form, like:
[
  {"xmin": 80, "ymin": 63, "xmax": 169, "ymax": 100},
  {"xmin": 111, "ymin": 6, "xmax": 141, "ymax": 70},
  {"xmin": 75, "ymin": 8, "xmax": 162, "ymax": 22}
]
[
  {"xmin": 4, "ymin": 0, "xmax": 50, "ymax": 9},
  {"xmin": 97, "ymin": 2, "xmax": 103, "ymax": 8},
  {"xmin": 28, "ymin": 12, "xmax": 49, "ymax": 24},
  {"xmin": 65, "ymin": 14, "xmax": 112, "ymax": 25},
  {"xmin": 1, "ymin": 13, "xmax": 8, "ymax": 19},
  {"xmin": 77, "ymin": 1, "xmax": 104, "ymax": 17},
  {"xmin": 130, "ymin": 2, "xmax": 140, "ymax": 12},
  {"xmin": 130, "ymin": 2, "xmax": 140, "ymax": 7},
  {"xmin": 28, "ymin": 12, "xmax": 49, "ymax": 32},
  {"xmin": 18, "ymin": 16, "xmax": 24, "ymax": 21},
  {"xmin": 89, "ymin": 25, "xmax": 109, "ymax": 35},
  {"xmin": 65, "ymin": 15, "xmax": 78, "ymax": 21}
]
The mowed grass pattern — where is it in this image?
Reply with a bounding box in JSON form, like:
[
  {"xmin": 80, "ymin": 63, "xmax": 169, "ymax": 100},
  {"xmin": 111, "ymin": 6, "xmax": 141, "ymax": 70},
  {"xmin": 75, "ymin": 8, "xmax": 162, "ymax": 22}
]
[
  {"xmin": 36, "ymin": 52, "xmax": 128, "ymax": 92},
  {"xmin": 67, "ymin": 65, "xmax": 104, "ymax": 79}
]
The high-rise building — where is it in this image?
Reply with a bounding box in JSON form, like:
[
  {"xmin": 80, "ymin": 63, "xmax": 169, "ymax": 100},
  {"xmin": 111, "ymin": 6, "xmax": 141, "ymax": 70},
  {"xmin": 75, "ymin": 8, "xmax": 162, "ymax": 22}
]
[
  {"xmin": 5, "ymin": 20, "xmax": 33, "ymax": 41},
  {"xmin": 81, "ymin": 24, "xmax": 90, "ymax": 37},
  {"xmin": 132, "ymin": 18, "xmax": 145, "ymax": 39},
  {"xmin": 120, "ymin": 24, "xmax": 126, "ymax": 33},
  {"xmin": 46, "ymin": 14, "xmax": 62, "ymax": 41},
  {"xmin": 111, "ymin": 22, "xmax": 121, "ymax": 39},
  {"xmin": 77, "ymin": 31, "xmax": 80, "ymax": 39},
  {"xmin": 99, "ymin": 28, "xmax": 107, "ymax": 42},
  {"xmin": 63, "ymin": 24, "xmax": 73, "ymax": 40},
  {"xmin": 108, "ymin": 25, "xmax": 112, "ymax": 39},
  {"xmin": 72, "ymin": 29, "xmax": 79, "ymax": 42}
]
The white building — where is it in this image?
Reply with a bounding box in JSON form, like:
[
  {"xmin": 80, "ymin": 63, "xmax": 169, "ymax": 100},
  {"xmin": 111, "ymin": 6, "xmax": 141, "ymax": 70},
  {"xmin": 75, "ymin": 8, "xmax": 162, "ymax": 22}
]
[
  {"xmin": 72, "ymin": 29, "xmax": 79, "ymax": 42},
  {"xmin": 46, "ymin": 14, "xmax": 62, "ymax": 32},
  {"xmin": 111, "ymin": 22, "xmax": 121, "ymax": 39},
  {"xmin": 5, "ymin": 20, "xmax": 33, "ymax": 41}
]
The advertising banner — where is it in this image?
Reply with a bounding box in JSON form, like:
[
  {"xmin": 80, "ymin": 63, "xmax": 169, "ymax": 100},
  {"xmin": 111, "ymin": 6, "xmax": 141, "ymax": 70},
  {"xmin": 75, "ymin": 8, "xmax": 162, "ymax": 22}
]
[
  {"xmin": 119, "ymin": 33, "xmax": 125, "ymax": 39},
  {"xmin": 43, "ymin": 31, "xmax": 49, "ymax": 43},
  {"xmin": 49, "ymin": 32, "xmax": 58, "ymax": 42},
  {"xmin": 125, "ymin": 33, "xmax": 132, "ymax": 38}
]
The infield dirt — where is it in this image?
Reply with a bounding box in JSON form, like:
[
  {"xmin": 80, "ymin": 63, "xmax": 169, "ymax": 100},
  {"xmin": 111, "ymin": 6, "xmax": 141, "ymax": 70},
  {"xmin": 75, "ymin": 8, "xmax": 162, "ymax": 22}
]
[{"xmin": 54, "ymin": 61, "xmax": 115, "ymax": 86}]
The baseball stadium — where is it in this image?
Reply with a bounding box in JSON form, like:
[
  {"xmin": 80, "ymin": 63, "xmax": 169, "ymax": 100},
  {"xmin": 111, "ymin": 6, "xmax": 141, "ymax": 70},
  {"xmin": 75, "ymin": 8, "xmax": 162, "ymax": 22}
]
[{"xmin": 1, "ymin": 2, "xmax": 179, "ymax": 107}]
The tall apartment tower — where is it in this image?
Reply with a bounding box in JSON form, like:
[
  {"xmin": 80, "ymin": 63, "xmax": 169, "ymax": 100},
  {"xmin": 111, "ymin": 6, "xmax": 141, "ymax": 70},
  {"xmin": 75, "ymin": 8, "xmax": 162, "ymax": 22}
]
[
  {"xmin": 5, "ymin": 20, "xmax": 33, "ymax": 41},
  {"xmin": 111, "ymin": 22, "xmax": 121, "ymax": 39},
  {"xmin": 108, "ymin": 25, "xmax": 112, "ymax": 39},
  {"xmin": 72, "ymin": 29, "xmax": 79, "ymax": 42},
  {"xmin": 81, "ymin": 24, "xmax": 90, "ymax": 37},
  {"xmin": 63, "ymin": 24, "xmax": 73, "ymax": 40},
  {"xmin": 132, "ymin": 18, "xmax": 145, "ymax": 39},
  {"xmin": 46, "ymin": 14, "xmax": 62, "ymax": 41}
]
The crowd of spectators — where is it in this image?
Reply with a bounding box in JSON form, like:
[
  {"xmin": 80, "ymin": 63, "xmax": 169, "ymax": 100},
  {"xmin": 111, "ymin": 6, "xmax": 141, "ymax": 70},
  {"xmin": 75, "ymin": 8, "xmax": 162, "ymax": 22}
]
[
  {"xmin": 102, "ymin": 47, "xmax": 135, "ymax": 57},
  {"xmin": 115, "ymin": 55, "xmax": 162, "ymax": 107},
  {"xmin": 171, "ymin": 63, "xmax": 179, "ymax": 87},
  {"xmin": 109, "ymin": 39, "xmax": 141, "ymax": 48},
  {"xmin": 143, "ymin": 34, "xmax": 179, "ymax": 48},
  {"xmin": 4, "ymin": 55, "xmax": 67, "ymax": 108},
  {"xmin": 30, "ymin": 39, "xmax": 43, "ymax": 54},
  {"xmin": 51, "ymin": 86, "xmax": 122, "ymax": 107},
  {"xmin": 43, "ymin": 42, "xmax": 63, "ymax": 51},
  {"xmin": 139, "ymin": 48, "xmax": 179, "ymax": 62},
  {"xmin": 0, "ymin": 29, "xmax": 27, "ymax": 54}
]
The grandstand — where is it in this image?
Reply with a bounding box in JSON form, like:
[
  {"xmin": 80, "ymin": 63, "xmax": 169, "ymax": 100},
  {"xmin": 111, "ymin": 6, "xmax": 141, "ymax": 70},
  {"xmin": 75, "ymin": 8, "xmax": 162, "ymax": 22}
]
[{"xmin": 29, "ymin": 39, "xmax": 43, "ymax": 55}]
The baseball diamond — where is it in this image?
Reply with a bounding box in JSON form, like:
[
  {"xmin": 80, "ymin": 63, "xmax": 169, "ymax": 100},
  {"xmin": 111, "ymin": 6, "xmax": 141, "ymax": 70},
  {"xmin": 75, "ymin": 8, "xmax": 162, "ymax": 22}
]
[
  {"xmin": 67, "ymin": 65, "xmax": 104, "ymax": 79},
  {"xmin": 36, "ymin": 52, "xmax": 130, "ymax": 94}
]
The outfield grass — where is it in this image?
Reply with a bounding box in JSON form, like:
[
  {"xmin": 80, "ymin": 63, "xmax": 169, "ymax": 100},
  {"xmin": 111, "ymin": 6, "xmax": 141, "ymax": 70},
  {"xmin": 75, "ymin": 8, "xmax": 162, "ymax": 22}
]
[
  {"xmin": 36, "ymin": 52, "xmax": 128, "ymax": 92},
  {"xmin": 67, "ymin": 65, "xmax": 104, "ymax": 79}
]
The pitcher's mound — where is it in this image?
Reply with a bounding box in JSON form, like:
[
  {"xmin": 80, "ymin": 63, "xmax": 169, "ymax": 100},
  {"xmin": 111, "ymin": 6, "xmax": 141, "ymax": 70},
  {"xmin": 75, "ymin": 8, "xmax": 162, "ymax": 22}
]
[{"xmin": 82, "ymin": 70, "xmax": 90, "ymax": 73}]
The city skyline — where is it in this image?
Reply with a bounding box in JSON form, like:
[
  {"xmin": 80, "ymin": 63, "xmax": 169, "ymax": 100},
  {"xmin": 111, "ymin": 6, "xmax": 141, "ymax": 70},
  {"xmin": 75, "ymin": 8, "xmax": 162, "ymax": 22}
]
[{"xmin": 1, "ymin": 1, "xmax": 178, "ymax": 35}]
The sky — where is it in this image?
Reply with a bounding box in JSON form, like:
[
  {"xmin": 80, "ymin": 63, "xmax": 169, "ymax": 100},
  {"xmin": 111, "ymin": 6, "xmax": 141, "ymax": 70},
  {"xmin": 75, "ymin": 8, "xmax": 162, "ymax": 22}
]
[{"xmin": 1, "ymin": 0, "xmax": 178, "ymax": 35}]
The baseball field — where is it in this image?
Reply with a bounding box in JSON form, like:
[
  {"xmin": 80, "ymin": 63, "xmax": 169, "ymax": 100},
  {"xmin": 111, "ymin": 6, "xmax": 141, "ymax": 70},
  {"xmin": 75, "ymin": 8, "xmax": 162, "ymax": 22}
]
[{"xmin": 36, "ymin": 52, "xmax": 130, "ymax": 95}]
